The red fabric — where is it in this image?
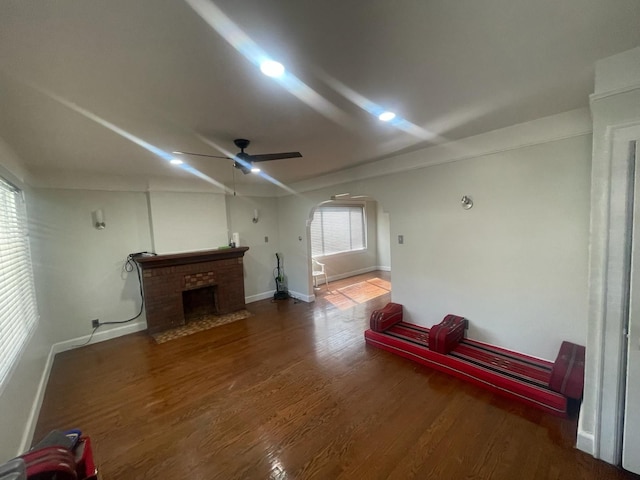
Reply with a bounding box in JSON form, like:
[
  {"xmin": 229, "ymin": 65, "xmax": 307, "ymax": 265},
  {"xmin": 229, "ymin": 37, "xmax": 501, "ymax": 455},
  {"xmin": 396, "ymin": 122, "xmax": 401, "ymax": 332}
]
[
  {"xmin": 19, "ymin": 435, "xmax": 98, "ymax": 480},
  {"xmin": 364, "ymin": 323, "xmax": 569, "ymax": 417},
  {"xmin": 369, "ymin": 302, "xmax": 403, "ymax": 332},
  {"xmin": 20, "ymin": 447, "xmax": 77, "ymax": 479},
  {"xmin": 75, "ymin": 436, "xmax": 98, "ymax": 480},
  {"xmin": 428, "ymin": 314, "xmax": 466, "ymax": 354},
  {"xmin": 549, "ymin": 341, "xmax": 585, "ymax": 399}
]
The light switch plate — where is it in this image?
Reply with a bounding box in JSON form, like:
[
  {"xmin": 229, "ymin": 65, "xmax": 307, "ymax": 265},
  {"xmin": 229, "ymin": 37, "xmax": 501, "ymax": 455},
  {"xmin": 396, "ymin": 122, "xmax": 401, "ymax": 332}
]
[{"xmin": 398, "ymin": 235, "xmax": 404, "ymax": 244}]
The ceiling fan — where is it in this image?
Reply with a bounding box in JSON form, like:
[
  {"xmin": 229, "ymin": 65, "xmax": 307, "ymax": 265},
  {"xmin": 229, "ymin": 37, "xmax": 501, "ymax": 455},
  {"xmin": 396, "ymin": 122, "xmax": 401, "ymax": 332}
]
[{"xmin": 173, "ymin": 138, "xmax": 302, "ymax": 174}]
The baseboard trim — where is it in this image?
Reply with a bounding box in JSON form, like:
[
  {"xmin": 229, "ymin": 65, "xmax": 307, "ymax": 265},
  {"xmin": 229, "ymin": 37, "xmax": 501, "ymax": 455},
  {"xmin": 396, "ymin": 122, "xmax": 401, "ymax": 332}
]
[
  {"xmin": 289, "ymin": 290, "xmax": 315, "ymax": 303},
  {"xmin": 52, "ymin": 321, "xmax": 147, "ymax": 355},
  {"xmin": 376, "ymin": 266, "xmax": 391, "ymax": 272},
  {"xmin": 18, "ymin": 345, "xmax": 56, "ymax": 454},
  {"xmin": 245, "ymin": 291, "xmax": 276, "ymax": 304},
  {"xmin": 327, "ymin": 266, "xmax": 379, "ymax": 283},
  {"xmin": 577, "ymin": 429, "xmax": 596, "ymax": 456},
  {"xmin": 246, "ymin": 291, "xmax": 315, "ymax": 303}
]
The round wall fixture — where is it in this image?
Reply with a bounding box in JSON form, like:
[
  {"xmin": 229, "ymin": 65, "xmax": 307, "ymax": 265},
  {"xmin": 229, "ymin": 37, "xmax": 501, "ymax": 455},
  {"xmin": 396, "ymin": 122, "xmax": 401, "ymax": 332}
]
[{"xmin": 461, "ymin": 195, "xmax": 473, "ymax": 210}]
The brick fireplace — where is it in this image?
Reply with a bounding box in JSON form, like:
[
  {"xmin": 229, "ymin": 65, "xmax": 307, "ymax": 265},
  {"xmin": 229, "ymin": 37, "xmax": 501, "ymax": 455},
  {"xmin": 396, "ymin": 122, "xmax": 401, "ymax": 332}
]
[{"xmin": 135, "ymin": 247, "xmax": 249, "ymax": 334}]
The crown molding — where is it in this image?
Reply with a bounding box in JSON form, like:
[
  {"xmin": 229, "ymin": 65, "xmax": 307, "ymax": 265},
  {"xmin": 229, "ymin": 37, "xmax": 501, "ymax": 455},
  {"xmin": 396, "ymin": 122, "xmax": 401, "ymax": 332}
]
[
  {"xmin": 285, "ymin": 108, "xmax": 592, "ymax": 195},
  {"xmin": 26, "ymin": 168, "xmax": 279, "ymax": 197},
  {"xmin": 590, "ymin": 83, "xmax": 640, "ymax": 104}
]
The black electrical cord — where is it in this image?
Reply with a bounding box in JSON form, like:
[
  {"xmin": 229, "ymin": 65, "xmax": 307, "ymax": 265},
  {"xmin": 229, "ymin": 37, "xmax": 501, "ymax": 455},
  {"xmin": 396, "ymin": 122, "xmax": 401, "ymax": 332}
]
[
  {"xmin": 74, "ymin": 254, "xmax": 147, "ymax": 348},
  {"xmin": 73, "ymin": 325, "xmax": 99, "ymax": 348},
  {"xmin": 98, "ymin": 254, "xmax": 145, "ymax": 325}
]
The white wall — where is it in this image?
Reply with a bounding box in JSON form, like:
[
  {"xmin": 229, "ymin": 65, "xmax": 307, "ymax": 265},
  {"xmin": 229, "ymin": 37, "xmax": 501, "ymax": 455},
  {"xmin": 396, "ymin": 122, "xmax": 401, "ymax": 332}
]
[
  {"xmin": 278, "ymin": 119, "xmax": 591, "ymax": 361},
  {"xmin": 0, "ymin": 326, "xmax": 50, "ymax": 461},
  {"xmin": 226, "ymin": 194, "xmax": 281, "ymax": 301},
  {"xmin": 28, "ymin": 189, "xmax": 153, "ymax": 343},
  {"xmin": 277, "ymin": 193, "xmax": 317, "ymax": 300},
  {"xmin": 376, "ymin": 205, "xmax": 391, "ymax": 270},
  {"xmin": 383, "ymin": 136, "xmax": 590, "ymax": 360},
  {"xmin": 312, "ymin": 200, "xmax": 379, "ymax": 281},
  {"xmin": 0, "ymin": 143, "xmax": 52, "ymax": 461},
  {"xmin": 148, "ymin": 191, "xmax": 228, "ymax": 254}
]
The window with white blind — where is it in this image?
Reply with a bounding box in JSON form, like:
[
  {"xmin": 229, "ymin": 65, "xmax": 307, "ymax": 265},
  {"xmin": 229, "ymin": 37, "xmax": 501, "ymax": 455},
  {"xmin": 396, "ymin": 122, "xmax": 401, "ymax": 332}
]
[
  {"xmin": 0, "ymin": 176, "xmax": 39, "ymax": 390},
  {"xmin": 310, "ymin": 204, "xmax": 366, "ymax": 257}
]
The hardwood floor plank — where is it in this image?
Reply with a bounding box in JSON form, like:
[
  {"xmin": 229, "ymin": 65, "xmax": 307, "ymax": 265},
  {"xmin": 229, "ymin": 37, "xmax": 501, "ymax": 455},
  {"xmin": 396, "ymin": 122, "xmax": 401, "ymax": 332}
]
[{"xmin": 33, "ymin": 271, "xmax": 638, "ymax": 479}]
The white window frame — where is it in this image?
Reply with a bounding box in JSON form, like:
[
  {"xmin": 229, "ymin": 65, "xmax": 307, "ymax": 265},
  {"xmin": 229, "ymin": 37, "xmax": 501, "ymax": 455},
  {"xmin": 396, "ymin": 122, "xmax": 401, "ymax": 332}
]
[
  {"xmin": 0, "ymin": 175, "xmax": 39, "ymax": 392},
  {"xmin": 310, "ymin": 203, "xmax": 367, "ymax": 258}
]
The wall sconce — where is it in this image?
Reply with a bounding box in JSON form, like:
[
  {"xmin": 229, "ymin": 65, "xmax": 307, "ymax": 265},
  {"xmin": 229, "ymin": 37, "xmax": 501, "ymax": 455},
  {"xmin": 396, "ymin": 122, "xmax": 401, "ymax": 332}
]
[
  {"xmin": 461, "ymin": 196, "xmax": 473, "ymax": 210},
  {"xmin": 252, "ymin": 209, "xmax": 259, "ymax": 223},
  {"xmin": 92, "ymin": 209, "xmax": 106, "ymax": 229}
]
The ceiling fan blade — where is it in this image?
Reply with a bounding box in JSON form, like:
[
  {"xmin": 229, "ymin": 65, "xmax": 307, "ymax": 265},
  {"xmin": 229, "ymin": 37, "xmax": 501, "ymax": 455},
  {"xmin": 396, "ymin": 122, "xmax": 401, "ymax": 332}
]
[
  {"xmin": 249, "ymin": 152, "xmax": 303, "ymax": 162},
  {"xmin": 172, "ymin": 151, "xmax": 230, "ymax": 159}
]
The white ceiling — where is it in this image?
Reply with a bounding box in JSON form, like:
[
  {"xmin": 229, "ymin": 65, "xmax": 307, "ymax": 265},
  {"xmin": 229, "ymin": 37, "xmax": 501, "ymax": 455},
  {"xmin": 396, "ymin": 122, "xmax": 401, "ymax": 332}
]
[{"xmin": 1, "ymin": 0, "xmax": 639, "ymax": 190}]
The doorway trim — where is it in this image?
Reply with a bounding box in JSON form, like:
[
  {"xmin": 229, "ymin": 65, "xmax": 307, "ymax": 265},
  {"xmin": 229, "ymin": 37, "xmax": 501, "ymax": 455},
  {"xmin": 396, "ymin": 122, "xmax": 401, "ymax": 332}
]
[{"xmin": 582, "ymin": 121, "xmax": 640, "ymax": 463}]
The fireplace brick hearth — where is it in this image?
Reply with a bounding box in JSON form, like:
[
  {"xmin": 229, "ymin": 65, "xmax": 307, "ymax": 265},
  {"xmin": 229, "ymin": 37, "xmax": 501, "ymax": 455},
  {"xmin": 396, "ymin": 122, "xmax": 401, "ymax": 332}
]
[{"xmin": 135, "ymin": 247, "xmax": 249, "ymax": 334}]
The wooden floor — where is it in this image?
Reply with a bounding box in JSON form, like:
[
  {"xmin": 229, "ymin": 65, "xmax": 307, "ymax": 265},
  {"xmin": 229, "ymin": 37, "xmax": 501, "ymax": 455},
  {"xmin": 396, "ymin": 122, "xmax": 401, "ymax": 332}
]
[{"xmin": 35, "ymin": 271, "xmax": 637, "ymax": 479}]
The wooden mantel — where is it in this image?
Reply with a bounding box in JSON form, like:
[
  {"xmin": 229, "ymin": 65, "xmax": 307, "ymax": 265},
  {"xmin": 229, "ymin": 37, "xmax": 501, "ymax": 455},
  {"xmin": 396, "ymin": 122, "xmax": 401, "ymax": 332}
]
[
  {"xmin": 135, "ymin": 247, "xmax": 249, "ymax": 334},
  {"xmin": 135, "ymin": 247, "xmax": 249, "ymax": 269}
]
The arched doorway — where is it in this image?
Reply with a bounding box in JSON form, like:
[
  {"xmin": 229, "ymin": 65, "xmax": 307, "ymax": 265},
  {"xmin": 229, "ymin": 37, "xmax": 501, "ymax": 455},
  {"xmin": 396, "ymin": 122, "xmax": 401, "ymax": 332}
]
[{"xmin": 307, "ymin": 195, "xmax": 392, "ymax": 310}]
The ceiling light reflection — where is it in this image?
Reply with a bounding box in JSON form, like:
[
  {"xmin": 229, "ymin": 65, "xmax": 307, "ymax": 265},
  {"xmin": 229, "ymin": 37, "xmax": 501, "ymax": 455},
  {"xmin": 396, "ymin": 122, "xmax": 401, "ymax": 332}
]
[
  {"xmin": 183, "ymin": 0, "xmax": 348, "ymax": 126},
  {"xmin": 378, "ymin": 111, "xmax": 396, "ymax": 122},
  {"xmin": 260, "ymin": 60, "xmax": 285, "ymax": 78},
  {"xmin": 316, "ymin": 71, "xmax": 442, "ymax": 141},
  {"xmin": 25, "ymin": 82, "xmax": 232, "ymax": 193}
]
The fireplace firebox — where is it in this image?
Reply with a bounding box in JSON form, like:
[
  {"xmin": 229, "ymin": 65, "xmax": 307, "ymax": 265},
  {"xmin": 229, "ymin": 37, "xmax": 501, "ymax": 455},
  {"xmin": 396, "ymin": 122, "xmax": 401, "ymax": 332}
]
[{"xmin": 182, "ymin": 285, "xmax": 217, "ymax": 322}]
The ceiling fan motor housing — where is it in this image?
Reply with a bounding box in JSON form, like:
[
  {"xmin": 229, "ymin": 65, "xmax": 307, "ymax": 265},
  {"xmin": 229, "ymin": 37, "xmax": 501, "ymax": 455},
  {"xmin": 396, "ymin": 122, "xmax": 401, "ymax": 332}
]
[{"xmin": 234, "ymin": 138, "xmax": 250, "ymax": 150}]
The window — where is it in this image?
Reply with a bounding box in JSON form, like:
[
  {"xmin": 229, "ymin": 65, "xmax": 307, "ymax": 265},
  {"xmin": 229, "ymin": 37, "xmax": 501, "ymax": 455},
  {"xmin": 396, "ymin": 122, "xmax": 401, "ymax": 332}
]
[
  {"xmin": 310, "ymin": 204, "xmax": 366, "ymax": 257},
  {"xmin": 0, "ymin": 176, "xmax": 38, "ymax": 389}
]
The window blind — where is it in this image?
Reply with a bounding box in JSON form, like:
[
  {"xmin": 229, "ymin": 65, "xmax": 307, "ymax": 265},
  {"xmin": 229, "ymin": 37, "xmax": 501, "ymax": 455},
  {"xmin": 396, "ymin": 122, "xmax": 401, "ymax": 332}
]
[
  {"xmin": 0, "ymin": 176, "xmax": 38, "ymax": 389},
  {"xmin": 311, "ymin": 205, "xmax": 366, "ymax": 257}
]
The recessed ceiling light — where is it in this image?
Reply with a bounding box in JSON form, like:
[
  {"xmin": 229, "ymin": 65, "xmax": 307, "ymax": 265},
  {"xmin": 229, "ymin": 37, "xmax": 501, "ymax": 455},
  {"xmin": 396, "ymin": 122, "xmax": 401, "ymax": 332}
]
[
  {"xmin": 260, "ymin": 60, "xmax": 285, "ymax": 78},
  {"xmin": 170, "ymin": 158, "xmax": 184, "ymax": 165},
  {"xmin": 378, "ymin": 111, "xmax": 396, "ymax": 122},
  {"xmin": 251, "ymin": 166, "xmax": 261, "ymax": 173}
]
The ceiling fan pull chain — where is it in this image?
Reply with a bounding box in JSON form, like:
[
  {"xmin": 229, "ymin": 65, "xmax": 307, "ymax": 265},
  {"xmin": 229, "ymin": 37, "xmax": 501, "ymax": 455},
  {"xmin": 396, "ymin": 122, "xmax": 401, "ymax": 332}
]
[{"xmin": 232, "ymin": 165, "xmax": 237, "ymax": 196}]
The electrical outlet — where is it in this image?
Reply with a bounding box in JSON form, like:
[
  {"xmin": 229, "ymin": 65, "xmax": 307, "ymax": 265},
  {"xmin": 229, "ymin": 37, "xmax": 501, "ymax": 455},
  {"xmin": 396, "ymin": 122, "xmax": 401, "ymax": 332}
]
[{"xmin": 91, "ymin": 319, "xmax": 100, "ymax": 328}]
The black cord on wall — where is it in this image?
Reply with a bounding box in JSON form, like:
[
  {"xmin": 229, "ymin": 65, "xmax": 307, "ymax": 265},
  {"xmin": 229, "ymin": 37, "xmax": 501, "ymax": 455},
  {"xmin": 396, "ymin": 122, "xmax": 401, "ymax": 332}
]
[{"xmin": 74, "ymin": 253, "xmax": 150, "ymax": 348}]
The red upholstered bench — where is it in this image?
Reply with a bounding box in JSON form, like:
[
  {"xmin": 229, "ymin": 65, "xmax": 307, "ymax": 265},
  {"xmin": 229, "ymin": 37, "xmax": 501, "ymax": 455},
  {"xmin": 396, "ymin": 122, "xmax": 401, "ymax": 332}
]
[{"xmin": 364, "ymin": 303, "xmax": 585, "ymax": 417}]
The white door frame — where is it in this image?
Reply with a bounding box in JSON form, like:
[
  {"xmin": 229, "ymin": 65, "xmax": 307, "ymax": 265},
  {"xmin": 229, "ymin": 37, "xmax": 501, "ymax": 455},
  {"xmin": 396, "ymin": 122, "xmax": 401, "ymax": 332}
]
[
  {"xmin": 584, "ymin": 122, "xmax": 640, "ymax": 464},
  {"xmin": 622, "ymin": 140, "xmax": 640, "ymax": 473}
]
